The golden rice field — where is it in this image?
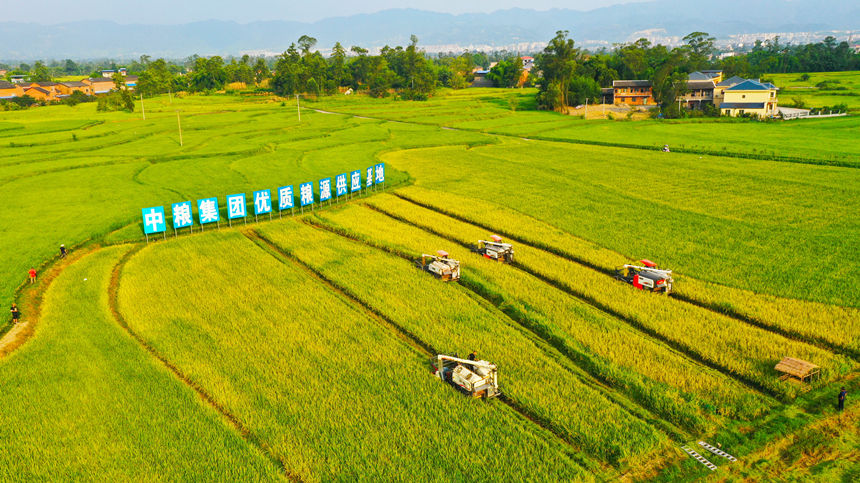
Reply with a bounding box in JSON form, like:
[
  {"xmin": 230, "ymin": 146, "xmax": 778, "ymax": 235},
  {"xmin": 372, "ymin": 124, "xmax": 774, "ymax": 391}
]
[{"xmin": 0, "ymin": 87, "xmax": 858, "ymax": 480}]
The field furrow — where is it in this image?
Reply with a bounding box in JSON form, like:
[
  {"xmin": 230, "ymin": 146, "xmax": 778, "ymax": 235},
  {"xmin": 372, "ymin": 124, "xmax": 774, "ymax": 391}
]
[
  {"xmin": 316, "ymin": 200, "xmax": 854, "ymax": 402},
  {"xmin": 390, "ymin": 186, "xmax": 860, "ymax": 355},
  {"xmin": 117, "ymin": 231, "xmax": 595, "ymax": 480},
  {"xmin": 255, "ymin": 221, "xmax": 669, "ymax": 466}
]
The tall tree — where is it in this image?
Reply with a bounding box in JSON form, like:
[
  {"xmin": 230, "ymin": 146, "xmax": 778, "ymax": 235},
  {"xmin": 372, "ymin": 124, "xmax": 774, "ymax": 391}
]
[
  {"xmin": 683, "ymin": 31, "xmax": 716, "ymax": 71},
  {"xmin": 536, "ymin": 30, "xmax": 579, "ymax": 110}
]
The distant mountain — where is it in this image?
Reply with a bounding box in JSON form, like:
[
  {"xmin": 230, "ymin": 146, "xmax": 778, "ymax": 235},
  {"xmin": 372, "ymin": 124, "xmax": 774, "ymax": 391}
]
[{"xmin": 1, "ymin": 0, "xmax": 858, "ymax": 60}]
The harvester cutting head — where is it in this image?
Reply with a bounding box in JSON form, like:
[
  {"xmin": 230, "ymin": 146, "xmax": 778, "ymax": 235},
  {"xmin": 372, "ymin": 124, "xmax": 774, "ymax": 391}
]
[
  {"xmin": 417, "ymin": 250, "xmax": 461, "ymax": 281},
  {"xmin": 475, "ymin": 235, "xmax": 515, "ymax": 263},
  {"xmin": 434, "ymin": 354, "xmax": 500, "ymax": 399},
  {"xmin": 614, "ymin": 259, "xmax": 674, "ymax": 294}
]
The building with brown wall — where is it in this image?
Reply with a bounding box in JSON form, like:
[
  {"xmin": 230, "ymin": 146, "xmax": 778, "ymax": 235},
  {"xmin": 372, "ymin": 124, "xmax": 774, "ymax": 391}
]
[
  {"xmin": 82, "ymin": 77, "xmax": 116, "ymax": 95},
  {"xmin": 23, "ymin": 82, "xmax": 60, "ymax": 101},
  {"xmin": 57, "ymin": 81, "xmax": 93, "ymax": 97},
  {"xmin": 612, "ymin": 80, "xmax": 654, "ymax": 105},
  {"xmin": 0, "ymin": 80, "xmax": 25, "ymax": 99},
  {"xmin": 22, "ymin": 86, "xmax": 53, "ymax": 101}
]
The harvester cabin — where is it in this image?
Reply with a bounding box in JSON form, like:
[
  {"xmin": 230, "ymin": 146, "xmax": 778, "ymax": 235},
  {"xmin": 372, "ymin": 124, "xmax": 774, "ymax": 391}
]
[{"xmin": 775, "ymin": 357, "xmax": 820, "ymax": 383}]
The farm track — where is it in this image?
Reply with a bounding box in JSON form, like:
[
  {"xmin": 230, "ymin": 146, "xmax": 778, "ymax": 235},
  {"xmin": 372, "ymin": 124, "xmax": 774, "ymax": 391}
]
[
  {"xmin": 388, "ymin": 192, "xmax": 854, "ymax": 361},
  {"xmin": 362, "ymin": 201, "xmax": 785, "ymax": 402},
  {"xmin": 0, "ymin": 243, "xmax": 97, "ymax": 357},
  {"xmin": 243, "ymin": 228, "xmax": 614, "ymax": 471},
  {"xmin": 108, "ymin": 244, "xmax": 300, "ymax": 482},
  {"xmin": 309, "ymin": 108, "xmax": 854, "ymax": 168}
]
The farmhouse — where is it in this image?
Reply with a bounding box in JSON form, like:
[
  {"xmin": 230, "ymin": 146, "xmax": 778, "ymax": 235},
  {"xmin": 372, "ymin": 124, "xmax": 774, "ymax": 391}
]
[
  {"xmin": 0, "ymin": 80, "xmax": 25, "ymax": 99},
  {"xmin": 713, "ymin": 75, "xmax": 746, "ymax": 107},
  {"xmin": 124, "ymin": 75, "xmax": 138, "ymax": 90},
  {"xmin": 57, "ymin": 81, "xmax": 93, "ymax": 97},
  {"xmin": 612, "ymin": 80, "xmax": 654, "ymax": 105},
  {"xmin": 521, "ymin": 56, "xmax": 535, "ymax": 71},
  {"xmin": 470, "ymin": 69, "xmax": 493, "ymax": 88},
  {"xmin": 600, "ymin": 87, "xmax": 614, "ymax": 104},
  {"xmin": 720, "ymin": 79, "xmax": 779, "ymax": 117},
  {"xmin": 23, "ymin": 86, "xmax": 53, "ymax": 101},
  {"xmin": 83, "ymin": 77, "xmax": 116, "ymax": 95},
  {"xmin": 22, "ymin": 82, "xmax": 61, "ymax": 101},
  {"xmin": 679, "ymin": 79, "xmax": 716, "ymax": 108}
]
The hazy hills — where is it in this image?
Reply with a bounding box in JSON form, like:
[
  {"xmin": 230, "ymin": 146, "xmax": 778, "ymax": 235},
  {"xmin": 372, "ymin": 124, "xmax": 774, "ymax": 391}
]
[{"xmin": 1, "ymin": 0, "xmax": 858, "ymax": 60}]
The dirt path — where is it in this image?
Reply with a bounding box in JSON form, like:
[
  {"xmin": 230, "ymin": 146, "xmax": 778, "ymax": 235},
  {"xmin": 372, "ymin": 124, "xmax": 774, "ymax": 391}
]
[{"xmin": 0, "ymin": 246, "xmax": 100, "ymax": 358}]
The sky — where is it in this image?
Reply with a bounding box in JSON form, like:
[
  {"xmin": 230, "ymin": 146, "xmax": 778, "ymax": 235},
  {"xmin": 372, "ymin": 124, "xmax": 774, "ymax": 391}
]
[{"xmin": 2, "ymin": 0, "xmax": 647, "ymax": 24}]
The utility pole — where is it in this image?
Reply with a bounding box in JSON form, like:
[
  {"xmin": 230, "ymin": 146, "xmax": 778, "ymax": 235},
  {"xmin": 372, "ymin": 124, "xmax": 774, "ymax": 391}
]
[
  {"xmin": 176, "ymin": 110, "xmax": 183, "ymax": 147},
  {"xmin": 585, "ymin": 97, "xmax": 588, "ymax": 119},
  {"xmin": 296, "ymin": 94, "xmax": 301, "ymax": 122},
  {"xmin": 140, "ymin": 93, "xmax": 145, "ymax": 120}
]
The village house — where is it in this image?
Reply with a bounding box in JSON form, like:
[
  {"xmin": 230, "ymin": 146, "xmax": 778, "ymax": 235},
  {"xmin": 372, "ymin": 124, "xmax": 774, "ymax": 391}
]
[
  {"xmin": 600, "ymin": 87, "xmax": 614, "ymax": 104},
  {"xmin": 699, "ymin": 70, "xmax": 723, "ymax": 83},
  {"xmin": 57, "ymin": 81, "xmax": 93, "ymax": 97},
  {"xmin": 521, "ymin": 56, "xmax": 534, "ymax": 71},
  {"xmin": 680, "ymin": 79, "xmax": 716, "ymax": 108},
  {"xmin": 83, "ymin": 77, "xmax": 116, "ymax": 95},
  {"xmin": 0, "ymin": 80, "xmax": 25, "ymax": 99},
  {"xmin": 712, "ymin": 75, "xmax": 746, "ymax": 106},
  {"xmin": 612, "ymin": 80, "xmax": 654, "ymax": 105},
  {"xmin": 470, "ymin": 68, "xmax": 493, "ymax": 88},
  {"xmin": 10, "ymin": 75, "xmax": 27, "ymax": 83},
  {"xmin": 22, "ymin": 86, "xmax": 53, "ymax": 101},
  {"xmin": 720, "ymin": 79, "xmax": 779, "ymax": 117},
  {"xmin": 676, "ymin": 71, "xmax": 722, "ymax": 109},
  {"xmin": 124, "ymin": 75, "xmax": 138, "ymax": 90},
  {"xmin": 23, "ymin": 82, "xmax": 60, "ymax": 101}
]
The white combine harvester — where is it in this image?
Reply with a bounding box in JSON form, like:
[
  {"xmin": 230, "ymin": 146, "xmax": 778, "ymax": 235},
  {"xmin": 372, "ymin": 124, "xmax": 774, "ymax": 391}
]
[
  {"xmin": 474, "ymin": 235, "xmax": 514, "ymax": 263},
  {"xmin": 417, "ymin": 250, "xmax": 461, "ymax": 281},
  {"xmin": 614, "ymin": 259, "xmax": 674, "ymax": 294},
  {"xmin": 434, "ymin": 354, "xmax": 501, "ymax": 399}
]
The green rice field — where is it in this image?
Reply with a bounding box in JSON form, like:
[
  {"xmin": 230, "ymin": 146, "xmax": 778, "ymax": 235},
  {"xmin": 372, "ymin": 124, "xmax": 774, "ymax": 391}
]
[{"xmin": 0, "ymin": 85, "xmax": 858, "ymax": 480}]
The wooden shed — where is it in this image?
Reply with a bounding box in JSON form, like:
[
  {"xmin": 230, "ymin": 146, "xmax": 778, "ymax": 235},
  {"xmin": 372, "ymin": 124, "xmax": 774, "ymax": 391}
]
[{"xmin": 775, "ymin": 357, "xmax": 820, "ymax": 383}]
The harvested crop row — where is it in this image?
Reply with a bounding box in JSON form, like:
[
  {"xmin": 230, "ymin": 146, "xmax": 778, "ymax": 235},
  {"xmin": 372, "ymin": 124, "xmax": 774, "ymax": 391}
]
[
  {"xmin": 363, "ymin": 194, "xmax": 773, "ymax": 423},
  {"xmin": 335, "ymin": 197, "xmax": 853, "ymax": 400},
  {"xmin": 118, "ymin": 231, "xmax": 595, "ymax": 481},
  {"xmin": 391, "ymin": 186, "xmax": 860, "ymax": 357},
  {"xmin": 256, "ymin": 221, "xmax": 668, "ymax": 466}
]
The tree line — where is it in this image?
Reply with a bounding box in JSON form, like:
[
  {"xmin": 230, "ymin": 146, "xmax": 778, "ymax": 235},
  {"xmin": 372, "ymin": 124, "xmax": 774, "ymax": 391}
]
[
  {"xmin": 533, "ymin": 30, "xmax": 859, "ymax": 115},
  {"xmin": 2, "ymin": 31, "xmax": 857, "ymax": 113}
]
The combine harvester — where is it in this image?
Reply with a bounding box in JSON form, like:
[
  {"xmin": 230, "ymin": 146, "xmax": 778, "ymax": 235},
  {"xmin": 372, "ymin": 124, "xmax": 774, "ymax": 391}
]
[
  {"xmin": 615, "ymin": 259, "xmax": 674, "ymax": 294},
  {"xmin": 474, "ymin": 235, "xmax": 515, "ymax": 263},
  {"xmin": 417, "ymin": 250, "xmax": 460, "ymax": 281},
  {"xmin": 434, "ymin": 354, "xmax": 501, "ymax": 399}
]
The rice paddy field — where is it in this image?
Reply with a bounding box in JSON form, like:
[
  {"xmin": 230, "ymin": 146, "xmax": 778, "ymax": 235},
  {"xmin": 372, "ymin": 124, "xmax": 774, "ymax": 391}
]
[
  {"xmin": 0, "ymin": 83, "xmax": 858, "ymax": 481},
  {"xmin": 770, "ymin": 71, "xmax": 860, "ymax": 113}
]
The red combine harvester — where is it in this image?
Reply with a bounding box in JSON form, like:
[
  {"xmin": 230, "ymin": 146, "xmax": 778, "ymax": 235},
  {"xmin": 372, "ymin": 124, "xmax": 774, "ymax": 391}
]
[{"xmin": 614, "ymin": 259, "xmax": 674, "ymax": 294}]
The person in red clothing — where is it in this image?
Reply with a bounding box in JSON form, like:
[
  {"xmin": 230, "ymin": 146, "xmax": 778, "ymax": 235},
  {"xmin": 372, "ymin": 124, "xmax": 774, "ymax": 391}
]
[{"xmin": 28, "ymin": 267, "xmax": 36, "ymax": 284}]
